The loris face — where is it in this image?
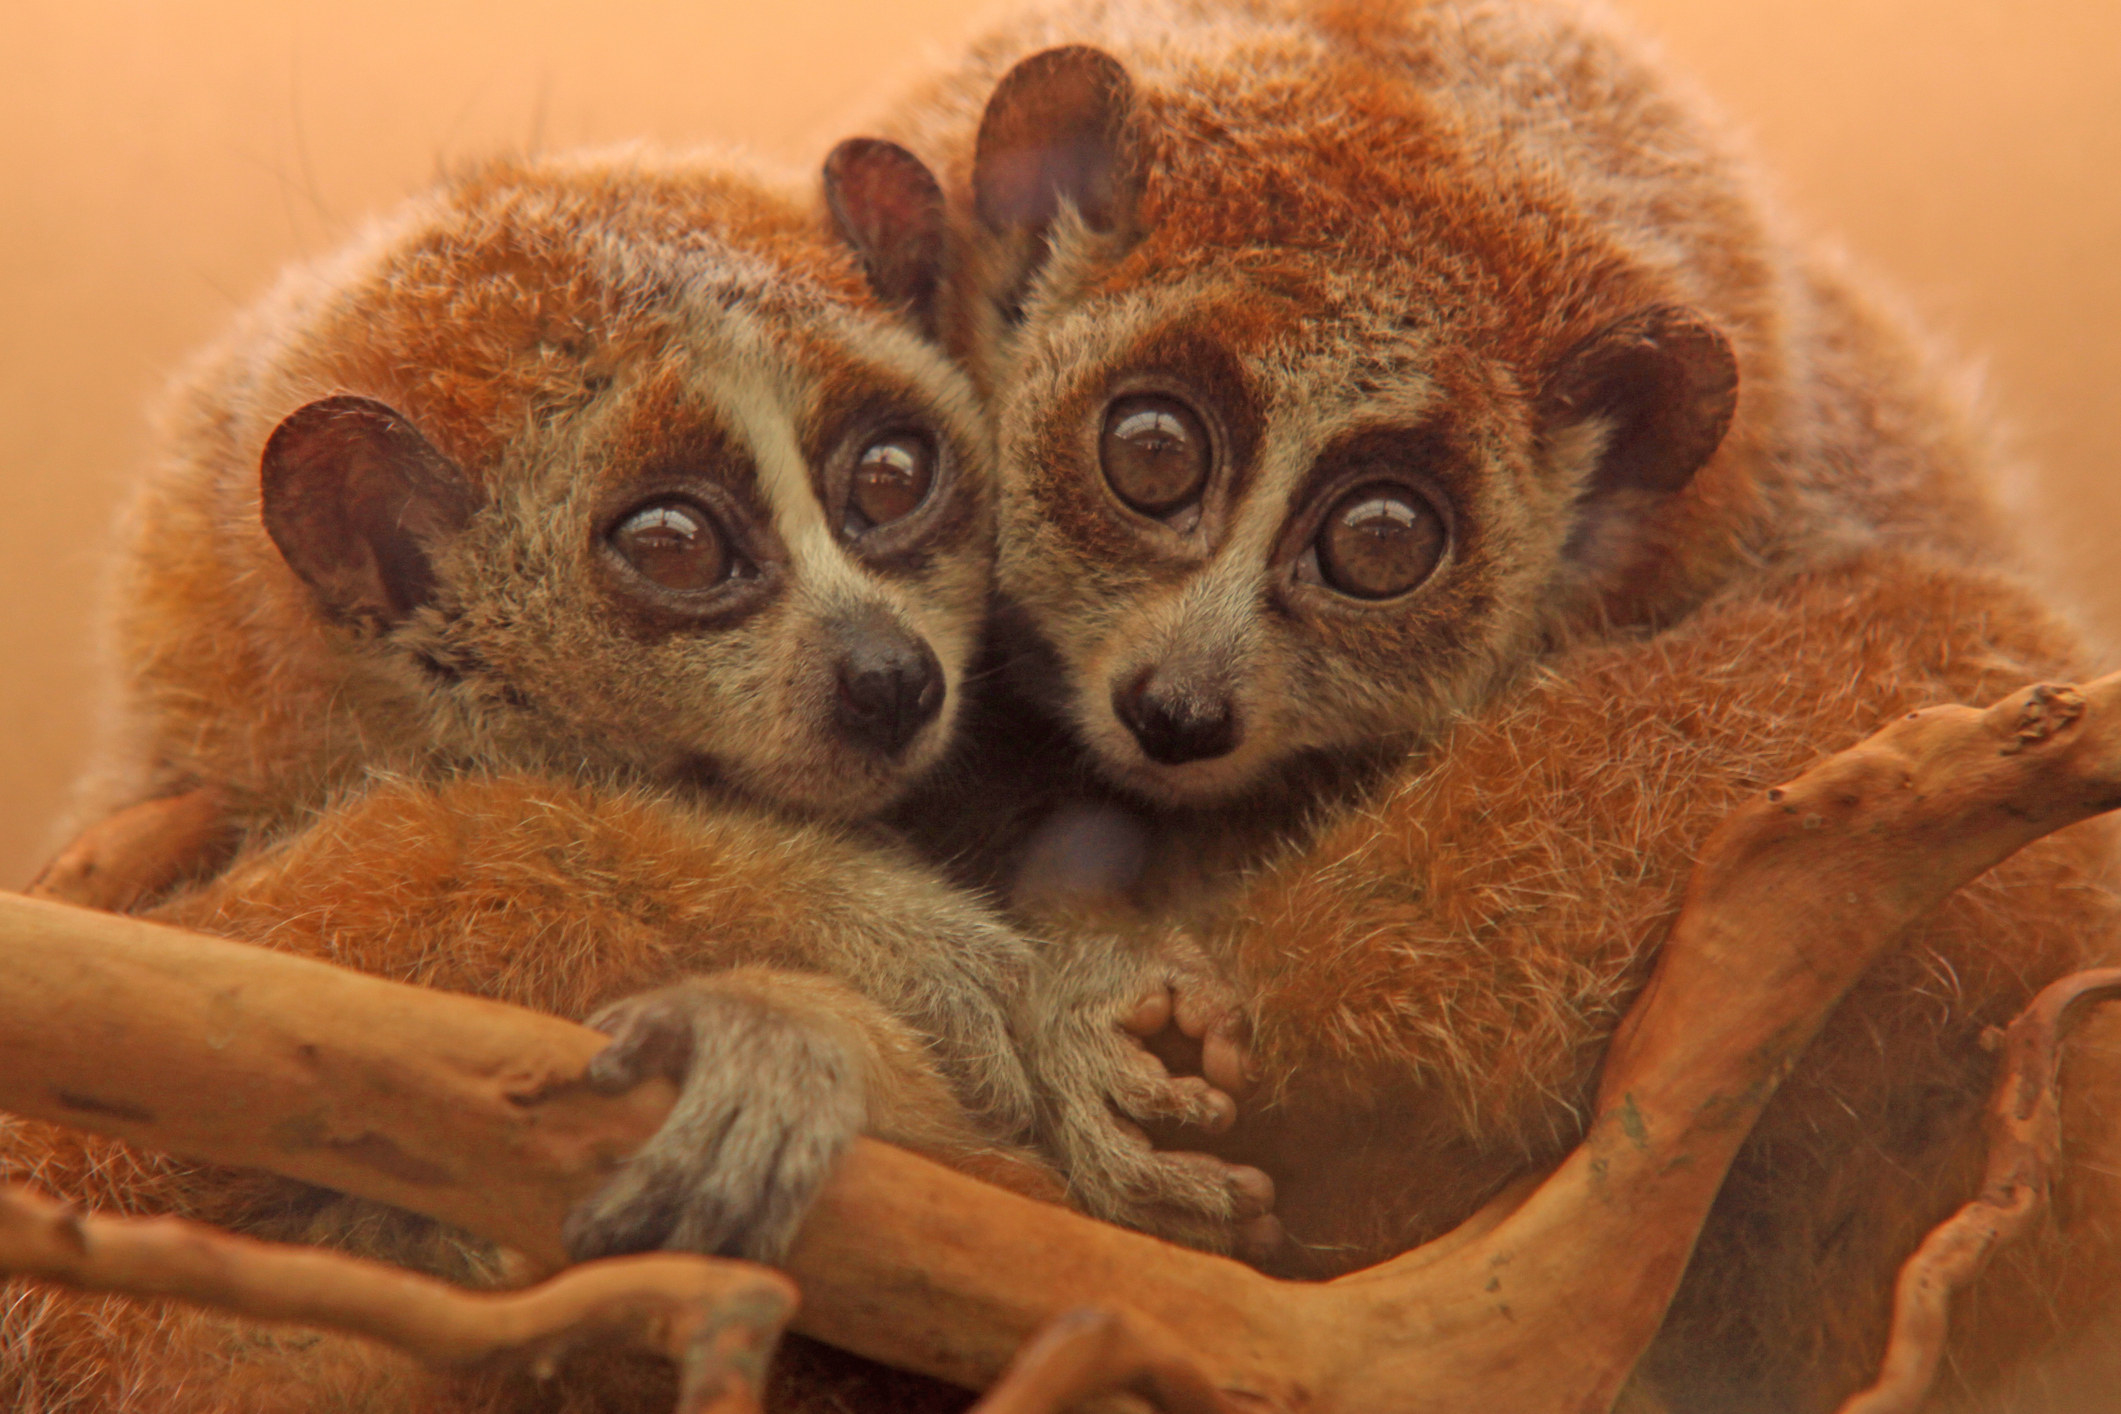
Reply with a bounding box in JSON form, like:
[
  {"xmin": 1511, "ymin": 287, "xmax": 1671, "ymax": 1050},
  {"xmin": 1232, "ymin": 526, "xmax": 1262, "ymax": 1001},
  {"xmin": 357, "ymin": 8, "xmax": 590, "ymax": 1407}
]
[
  {"xmin": 934, "ymin": 44, "xmax": 1741, "ymax": 808},
  {"xmin": 256, "ymin": 146, "xmax": 983, "ymax": 819}
]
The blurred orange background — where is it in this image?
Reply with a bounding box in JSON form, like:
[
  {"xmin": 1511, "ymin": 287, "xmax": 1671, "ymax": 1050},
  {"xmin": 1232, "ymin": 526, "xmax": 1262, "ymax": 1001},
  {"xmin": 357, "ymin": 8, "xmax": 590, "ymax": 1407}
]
[{"xmin": 3, "ymin": 0, "xmax": 2117, "ymax": 884}]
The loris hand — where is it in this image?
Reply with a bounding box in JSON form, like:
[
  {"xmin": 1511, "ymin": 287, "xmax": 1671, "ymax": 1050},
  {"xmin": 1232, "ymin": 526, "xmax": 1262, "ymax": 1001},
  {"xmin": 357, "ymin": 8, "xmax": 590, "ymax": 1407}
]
[
  {"xmin": 562, "ymin": 972, "xmax": 864, "ymax": 1266},
  {"xmin": 1025, "ymin": 930, "xmax": 1282, "ymax": 1259},
  {"xmin": 1119, "ymin": 933, "xmax": 1257, "ymax": 1106}
]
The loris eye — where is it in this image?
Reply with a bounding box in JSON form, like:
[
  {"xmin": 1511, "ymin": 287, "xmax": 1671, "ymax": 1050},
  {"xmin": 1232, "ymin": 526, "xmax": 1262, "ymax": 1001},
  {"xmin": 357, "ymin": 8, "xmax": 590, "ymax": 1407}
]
[
  {"xmin": 1100, "ymin": 395, "xmax": 1210, "ymax": 516},
  {"xmin": 848, "ymin": 432, "xmax": 936, "ymax": 531},
  {"xmin": 1314, "ymin": 483, "xmax": 1447, "ymax": 599},
  {"xmin": 609, "ymin": 499, "xmax": 731, "ymax": 591}
]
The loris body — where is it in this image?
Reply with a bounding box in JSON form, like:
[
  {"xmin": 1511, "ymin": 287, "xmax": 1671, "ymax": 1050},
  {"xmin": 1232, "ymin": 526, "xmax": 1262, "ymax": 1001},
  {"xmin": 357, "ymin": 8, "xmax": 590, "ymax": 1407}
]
[
  {"xmin": 6, "ymin": 143, "xmax": 1258, "ymax": 1411},
  {"xmin": 64, "ymin": 139, "xmax": 1050, "ymax": 1262},
  {"xmin": 871, "ymin": 1, "xmax": 2121, "ymax": 1407}
]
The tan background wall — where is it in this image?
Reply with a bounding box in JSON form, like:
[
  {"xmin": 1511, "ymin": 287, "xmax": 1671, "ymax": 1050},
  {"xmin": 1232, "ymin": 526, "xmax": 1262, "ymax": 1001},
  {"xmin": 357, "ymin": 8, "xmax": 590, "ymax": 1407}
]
[{"xmin": 3, "ymin": 0, "xmax": 2116, "ymax": 884}]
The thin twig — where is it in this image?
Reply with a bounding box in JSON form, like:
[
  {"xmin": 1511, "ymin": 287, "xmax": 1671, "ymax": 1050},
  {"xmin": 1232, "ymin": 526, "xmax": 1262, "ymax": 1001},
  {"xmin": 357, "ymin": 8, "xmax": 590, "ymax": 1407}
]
[
  {"xmin": 0, "ymin": 1183, "xmax": 796, "ymax": 1414},
  {"xmin": 1836, "ymin": 968, "xmax": 2121, "ymax": 1414},
  {"xmin": 970, "ymin": 1307, "xmax": 1237, "ymax": 1414}
]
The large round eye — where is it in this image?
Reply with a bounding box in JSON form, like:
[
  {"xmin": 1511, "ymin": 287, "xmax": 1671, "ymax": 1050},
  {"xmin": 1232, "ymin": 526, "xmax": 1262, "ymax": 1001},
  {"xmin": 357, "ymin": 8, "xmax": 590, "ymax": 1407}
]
[
  {"xmin": 609, "ymin": 499, "xmax": 729, "ymax": 591},
  {"xmin": 1314, "ymin": 483, "xmax": 1447, "ymax": 599},
  {"xmin": 849, "ymin": 432, "xmax": 937, "ymax": 530},
  {"xmin": 1100, "ymin": 395, "xmax": 1210, "ymax": 516}
]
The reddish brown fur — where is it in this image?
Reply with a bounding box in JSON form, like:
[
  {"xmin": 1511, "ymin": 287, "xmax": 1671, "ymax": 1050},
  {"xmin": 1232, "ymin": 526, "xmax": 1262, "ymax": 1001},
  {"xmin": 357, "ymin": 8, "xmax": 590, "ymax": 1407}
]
[
  {"xmin": 13, "ymin": 128, "xmax": 1276, "ymax": 1411},
  {"xmin": 871, "ymin": 0, "xmax": 2121, "ymax": 1406}
]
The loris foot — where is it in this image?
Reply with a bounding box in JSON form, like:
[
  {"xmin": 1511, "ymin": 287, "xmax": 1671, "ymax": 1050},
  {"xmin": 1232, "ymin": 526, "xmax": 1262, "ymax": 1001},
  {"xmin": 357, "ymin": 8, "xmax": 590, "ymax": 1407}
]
[
  {"xmin": 563, "ymin": 975, "xmax": 863, "ymax": 1266},
  {"xmin": 1027, "ymin": 931, "xmax": 1281, "ymax": 1257}
]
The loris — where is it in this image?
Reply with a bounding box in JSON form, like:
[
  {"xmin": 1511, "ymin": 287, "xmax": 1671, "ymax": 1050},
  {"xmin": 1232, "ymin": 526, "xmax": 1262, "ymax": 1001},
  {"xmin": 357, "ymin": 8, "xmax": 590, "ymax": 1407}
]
[
  {"xmin": 868, "ymin": 0, "xmax": 2121, "ymax": 1407},
  {"xmin": 4, "ymin": 139, "xmax": 1258, "ymax": 1412}
]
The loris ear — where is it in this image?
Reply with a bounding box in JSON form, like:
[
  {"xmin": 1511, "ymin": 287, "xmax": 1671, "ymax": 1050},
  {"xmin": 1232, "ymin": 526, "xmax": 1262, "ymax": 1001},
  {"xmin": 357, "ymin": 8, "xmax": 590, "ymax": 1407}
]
[
  {"xmin": 823, "ymin": 138, "xmax": 947, "ymax": 334},
  {"xmin": 974, "ymin": 45, "xmax": 1141, "ymax": 237},
  {"xmin": 1538, "ymin": 304, "xmax": 1738, "ymax": 501},
  {"xmin": 259, "ymin": 396, "xmax": 478, "ymax": 631}
]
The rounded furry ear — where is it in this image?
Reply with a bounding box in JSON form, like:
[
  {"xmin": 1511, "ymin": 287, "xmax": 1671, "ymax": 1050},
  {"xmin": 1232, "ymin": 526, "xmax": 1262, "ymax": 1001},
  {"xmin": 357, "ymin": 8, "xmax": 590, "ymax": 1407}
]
[
  {"xmin": 823, "ymin": 137, "xmax": 947, "ymax": 333},
  {"xmin": 1539, "ymin": 304, "xmax": 1738, "ymax": 498},
  {"xmin": 259, "ymin": 396, "xmax": 478, "ymax": 630},
  {"xmin": 974, "ymin": 45, "xmax": 1140, "ymax": 235}
]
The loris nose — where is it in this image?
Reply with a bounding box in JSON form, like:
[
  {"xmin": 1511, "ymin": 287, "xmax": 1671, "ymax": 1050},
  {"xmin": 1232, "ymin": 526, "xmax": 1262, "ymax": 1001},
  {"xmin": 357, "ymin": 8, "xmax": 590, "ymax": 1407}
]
[
  {"xmin": 1113, "ymin": 667, "xmax": 1239, "ymax": 766},
  {"xmin": 832, "ymin": 619, "xmax": 945, "ymax": 758}
]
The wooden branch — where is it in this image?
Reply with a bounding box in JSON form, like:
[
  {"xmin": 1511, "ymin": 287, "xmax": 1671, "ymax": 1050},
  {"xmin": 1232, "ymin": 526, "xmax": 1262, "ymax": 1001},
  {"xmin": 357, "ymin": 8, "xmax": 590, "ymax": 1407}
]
[
  {"xmin": 0, "ymin": 1183, "xmax": 796, "ymax": 1413},
  {"xmin": 1835, "ymin": 967, "xmax": 2121, "ymax": 1414},
  {"xmin": 1, "ymin": 671, "xmax": 2118, "ymax": 1412}
]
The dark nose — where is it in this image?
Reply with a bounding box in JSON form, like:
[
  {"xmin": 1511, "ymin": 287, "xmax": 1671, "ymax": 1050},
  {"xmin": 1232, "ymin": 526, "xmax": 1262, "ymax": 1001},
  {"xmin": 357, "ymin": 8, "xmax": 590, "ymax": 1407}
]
[
  {"xmin": 1112, "ymin": 667, "xmax": 1239, "ymax": 765},
  {"xmin": 833, "ymin": 618, "xmax": 945, "ymax": 757}
]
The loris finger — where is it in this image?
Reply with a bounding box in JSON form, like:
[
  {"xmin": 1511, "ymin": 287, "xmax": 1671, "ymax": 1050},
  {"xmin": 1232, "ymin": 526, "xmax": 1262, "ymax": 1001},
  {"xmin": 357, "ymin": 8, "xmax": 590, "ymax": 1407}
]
[
  {"xmin": 1143, "ymin": 1151, "xmax": 1275, "ymax": 1220},
  {"xmin": 1201, "ymin": 1018, "xmax": 1253, "ymax": 1098},
  {"xmin": 1168, "ymin": 961, "xmax": 1240, "ymax": 1042},
  {"xmin": 1234, "ymin": 1214, "xmax": 1289, "ymax": 1266},
  {"xmin": 580, "ymin": 990, "xmax": 701, "ymax": 1091},
  {"xmin": 1108, "ymin": 1049, "xmax": 1237, "ymax": 1134},
  {"xmin": 561, "ymin": 1147, "xmax": 692, "ymax": 1257},
  {"xmin": 1121, "ymin": 983, "xmax": 1174, "ymax": 1037}
]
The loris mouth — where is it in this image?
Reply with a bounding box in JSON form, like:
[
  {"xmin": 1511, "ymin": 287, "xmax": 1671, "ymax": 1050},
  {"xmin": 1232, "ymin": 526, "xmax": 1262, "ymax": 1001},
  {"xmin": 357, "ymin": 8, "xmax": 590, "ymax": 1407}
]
[{"xmin": 1102, "ymin": 745, "xmax": 1262, "ymax": 809}]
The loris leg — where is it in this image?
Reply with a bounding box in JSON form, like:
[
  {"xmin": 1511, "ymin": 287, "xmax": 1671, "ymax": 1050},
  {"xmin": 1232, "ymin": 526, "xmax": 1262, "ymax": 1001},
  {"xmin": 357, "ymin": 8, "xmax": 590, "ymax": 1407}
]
[
  {"xmin": 152, "ymin": 773, "xmax": 1049, "ymax": 1149},
  {"xmin": 0, "ymin": 1114, "xmax": 482, "ymax": 1412},
  {"xmin": 146, "ymin": 769, "xmax": 1074, "ymax": 1217},
  {"xmin": 0, "ymin": 1286, "xmax": 450, "ymax": 1414}
]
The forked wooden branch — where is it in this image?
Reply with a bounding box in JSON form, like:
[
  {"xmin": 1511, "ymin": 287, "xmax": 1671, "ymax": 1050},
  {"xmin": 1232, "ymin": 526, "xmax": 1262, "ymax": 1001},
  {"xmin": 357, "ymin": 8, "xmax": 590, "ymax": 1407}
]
[
  {"xmin": 1836, "ymin": 966, "xmax": 2121, "ymax": 1414},
  {"xmin": 0, "ymin": 1183, "xmax": 795, "ymax": 1413},
  {"xmin": 1, "ymin": 672, "xmax": 2118, "ymax": 1413}
]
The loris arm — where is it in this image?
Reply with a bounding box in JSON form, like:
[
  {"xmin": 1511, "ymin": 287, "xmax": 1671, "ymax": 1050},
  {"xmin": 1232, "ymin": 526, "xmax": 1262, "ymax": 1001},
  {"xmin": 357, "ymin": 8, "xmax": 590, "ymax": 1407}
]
[{"xmin": 148, "ymin": 772, "xmax": 1063, "ymax": 1260}]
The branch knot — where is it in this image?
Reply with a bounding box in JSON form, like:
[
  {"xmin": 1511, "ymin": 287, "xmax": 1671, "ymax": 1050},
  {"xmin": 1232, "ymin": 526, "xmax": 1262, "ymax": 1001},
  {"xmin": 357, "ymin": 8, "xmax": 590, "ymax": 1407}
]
[{"xmin": 1999, "ymin": 684, "xmax": 2086, "ymax": 754}]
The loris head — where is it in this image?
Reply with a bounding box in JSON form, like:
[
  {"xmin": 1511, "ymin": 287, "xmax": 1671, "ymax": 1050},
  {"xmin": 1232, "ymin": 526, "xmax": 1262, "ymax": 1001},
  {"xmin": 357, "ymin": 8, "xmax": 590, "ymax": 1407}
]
[
  {"xmin": 171, "ymin": 144, "xmax": 982, "ymax": 820},
  {"xmin": 919, "ymin": 33, "xmax": 1750, "ymax": 808}
]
